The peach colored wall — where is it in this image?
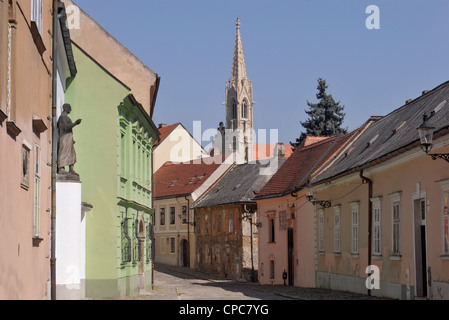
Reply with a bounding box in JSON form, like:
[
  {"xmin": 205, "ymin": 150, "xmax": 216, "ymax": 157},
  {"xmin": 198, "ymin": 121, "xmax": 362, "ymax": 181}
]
[
  {"xmin": 0, "ymin": 0, "xmax": 53, "ymax": 300},
  {"xmin": 257, "ymin": 193, "xmax": 315, "ymax": 288},
  {"xmin": 315, "ymin": 142, "xmax": 449, "ymax": 299},
  {"xmin": 62, "ymin": 0, "xmax": 158, "ymax": 115}
]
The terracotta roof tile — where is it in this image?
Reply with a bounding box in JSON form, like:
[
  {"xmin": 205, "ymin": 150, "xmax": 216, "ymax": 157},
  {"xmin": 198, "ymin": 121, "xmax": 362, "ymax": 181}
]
[
  {"xmin": 153, "ymin": 123, "xmax": 180, "ymax": 148},
  {"xmin": 154, "ymin": 155, "xmax": 223, "ymax": 199},
  {"xmin": 255, "ymin": 132, "xmax": 356, "ymax": 199}
]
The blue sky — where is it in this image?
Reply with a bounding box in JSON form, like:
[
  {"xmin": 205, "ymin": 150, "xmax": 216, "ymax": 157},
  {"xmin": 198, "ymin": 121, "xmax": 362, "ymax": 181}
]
[{"xmin": 73, "ymin": 0, "xmax": 449, "ymax": 146}]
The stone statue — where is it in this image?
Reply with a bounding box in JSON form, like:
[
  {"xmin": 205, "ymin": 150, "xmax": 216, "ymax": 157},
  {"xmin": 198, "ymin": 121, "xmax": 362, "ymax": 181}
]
[{"xmin": 57, "ymin": 103, "xmax": 82, "ymax": 180}]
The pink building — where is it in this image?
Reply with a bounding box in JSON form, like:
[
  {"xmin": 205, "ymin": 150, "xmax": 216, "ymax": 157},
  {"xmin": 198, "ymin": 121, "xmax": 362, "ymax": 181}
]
[
  {"xmin": 311, "ymin": 81, "xmax": 449, "ymax": 300},
  {"xmin": 255, "ymin": 134, "xmax": 358, "ymax": 287}
]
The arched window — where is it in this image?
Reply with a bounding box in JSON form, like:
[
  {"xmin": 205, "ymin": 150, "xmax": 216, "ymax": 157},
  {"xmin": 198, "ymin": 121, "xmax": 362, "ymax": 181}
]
[
  {"xmin": 232, "ymin": 100, "xmax": 237, "ymax": 119},
  {"xmin": 242, "ymin": 101, "xmax": 248, "ymax": 119}
]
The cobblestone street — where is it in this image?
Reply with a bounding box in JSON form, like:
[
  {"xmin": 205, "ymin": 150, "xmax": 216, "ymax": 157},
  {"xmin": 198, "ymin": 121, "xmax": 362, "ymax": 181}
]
[{"xmin": 121, "ymin": 264, "xmax": 388, "ymax": 301}]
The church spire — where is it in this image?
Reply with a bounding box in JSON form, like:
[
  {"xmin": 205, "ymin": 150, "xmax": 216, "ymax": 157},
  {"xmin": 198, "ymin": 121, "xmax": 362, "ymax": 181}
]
[{"xmin": 231, "ymin": 18, "xmax": 248, "ymax": 83}]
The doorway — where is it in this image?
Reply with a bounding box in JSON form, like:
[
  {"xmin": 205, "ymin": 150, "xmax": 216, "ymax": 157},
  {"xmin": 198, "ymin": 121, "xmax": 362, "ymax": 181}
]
[
  {"xmin": 181, "ymin": 239, "xmax": 189, "ymax": 268},
  {"xmin": 414, "ymin": 198, "xmax": 428, "ymax": 298},
  {"xmin": 288, "ymin": 228, "xmax": 294, "ymax": 286}
]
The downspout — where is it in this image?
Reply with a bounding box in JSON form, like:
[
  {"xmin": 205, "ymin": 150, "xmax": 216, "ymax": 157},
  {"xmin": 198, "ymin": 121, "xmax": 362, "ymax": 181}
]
[
  {"xmin": 151, "ymin": 145, "xmax": 155, "ymax": 289},
  {"xmin": 360, "ymin": 170, "xmax": 373, "ymax": 297},
  {"xmin": 185, "ymin": 196, "xmax": 191, "ymax": 269},
  {"xmin": 50, "ymin": 0, "xmax": 60, "ymax": 301}
]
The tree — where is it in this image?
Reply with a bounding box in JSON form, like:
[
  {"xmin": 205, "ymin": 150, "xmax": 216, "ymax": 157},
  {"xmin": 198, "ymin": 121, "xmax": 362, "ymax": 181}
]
[{"xmin": 291, "ymin": 78, "xmax": 347, "ymax": 149}]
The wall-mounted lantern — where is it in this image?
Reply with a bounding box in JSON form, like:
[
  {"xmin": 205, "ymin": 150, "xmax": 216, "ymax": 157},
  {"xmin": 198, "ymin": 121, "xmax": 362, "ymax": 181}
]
[{"xmin": 418, "ymin": 113, "xmax": 449, "ymax": 163}]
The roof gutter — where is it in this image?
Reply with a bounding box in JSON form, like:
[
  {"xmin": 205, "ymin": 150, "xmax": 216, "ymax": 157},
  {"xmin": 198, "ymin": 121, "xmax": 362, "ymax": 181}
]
[{"xmin": 314, "ymin": 126, "xmax": 449, "ymax": 187}]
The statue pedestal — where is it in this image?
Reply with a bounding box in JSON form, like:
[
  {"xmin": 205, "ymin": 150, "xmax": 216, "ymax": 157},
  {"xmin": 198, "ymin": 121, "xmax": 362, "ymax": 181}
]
[{"xmin": 56, "ymin": 181, "xmax": 86, "ymax": 300}]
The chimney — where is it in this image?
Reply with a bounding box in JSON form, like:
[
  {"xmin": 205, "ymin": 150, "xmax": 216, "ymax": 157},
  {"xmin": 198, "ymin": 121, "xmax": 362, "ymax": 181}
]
[
  {"xmin": 276, "ymin": 143, "xmax": 286, "ymax": 158},
  {"xmin": 158, "ymin": 123, "xmax": 167, "ymax": 129}
]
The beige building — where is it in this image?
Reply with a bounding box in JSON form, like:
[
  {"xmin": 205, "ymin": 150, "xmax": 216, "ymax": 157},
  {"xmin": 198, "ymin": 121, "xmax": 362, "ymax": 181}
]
[
  {"xmin": 153, "ymin": 123, "xmax": 207, "ymax": 173},
  {"xmin": 311, "ymin": 81, "xmax": 449, "ymax": 300},
  {"xmin": 154, "ymin": 156, "xmax": 231, "ymax": 268}
]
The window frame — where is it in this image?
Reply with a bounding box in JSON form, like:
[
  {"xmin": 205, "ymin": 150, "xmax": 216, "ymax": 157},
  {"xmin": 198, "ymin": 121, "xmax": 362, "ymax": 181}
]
[
  {"xmin": 160, "ymin": 207, "xmax": 166, "ymax": 226},
  {"xmin": 350, "ymin": 202, "xmax": 360, "ymax": 256},
  {"xmin": 371, "ymin": 197, "xmax": 383, "ymax": 257},
  {"xmin": 318, "ymin": 209, "xmax": 325, "ymax": 253},
  {"xmin": 439, "ymin": 180, "xmax": 449, "ymax": 257},
  {"xmin": 389, "ymin": 192, "xmax": 402, "ymax": 257},
  {"xmin": 170, "ymin": 206, "xmax": 176, "ymax": 225},
  {"xmin": 181, "ymin": 205, "xmax": 187, "ymax": 225},
  {"xmin": 31, "ymin": 0, "xmax": 43, "ymax": 35},
  {"xmin": 333, "ymin": 206, "xmax": 341, "ymax": 254},
  {"xmin": 228, "ymin": 212, "xmax": 234, "ymax": 234},
  {"xmin": 33, "ymin": 144, "xmax": 41, "ymax": 238}
]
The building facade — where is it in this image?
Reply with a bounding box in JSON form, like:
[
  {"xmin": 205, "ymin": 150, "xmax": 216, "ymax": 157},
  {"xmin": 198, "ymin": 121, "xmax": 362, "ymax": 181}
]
[
  {"xmin": 154, "ymin": 156, "xmax": 231, "ymax": 268},
  {"xmin": 193, "ymin": 162, "xmax": 279, "ymax": 281},
  {"xmin": 153, "ymin": 123, "xmax": 207, "ymax": 173},
  {"xmin": 255, "ymin": 134, "xmax": 358, "ymax": 287},
  {"xmin": 64, "ymin": 44, "xmax": 159, "ymax": 299},
  {"xmin": 311, "ymin": 82, "xmax": 449, "ymax": 300},
  {"xmin": 0, "ymin": 0, "xmax": 75, "ymax": 300}
]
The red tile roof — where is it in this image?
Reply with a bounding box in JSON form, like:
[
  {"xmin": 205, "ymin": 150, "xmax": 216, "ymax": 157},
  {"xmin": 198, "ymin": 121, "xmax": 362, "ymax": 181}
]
[
  {"xmin": 153, "ymin": 123, "xmax": 180, "ymax": 148},
  {"xmin": 154, "ymin": 155, "xmax": 224, "ymax": 199},
  {"xmin": 253, "ymin": 143, "xmax": 294, "ymax": 161},
  {"xmin": 255, "ymin": 133, "xmax": 357, "ymax": 199}
]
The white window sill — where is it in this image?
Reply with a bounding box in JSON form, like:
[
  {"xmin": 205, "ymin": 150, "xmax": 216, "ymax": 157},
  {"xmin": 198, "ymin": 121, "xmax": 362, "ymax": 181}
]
[
  {"xmin": 390, "ymin": 255, "xmax": 402, "ymax": 261},
  {"xmin": 371, "ymin": 255, "xmax": 383, "ymax": 260}
]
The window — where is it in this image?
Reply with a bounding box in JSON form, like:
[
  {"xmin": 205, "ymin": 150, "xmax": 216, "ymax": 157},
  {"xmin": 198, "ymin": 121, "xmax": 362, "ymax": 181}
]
[
  {"xmin": 333, "ymin": 206, "xmax": 341, "ymax": 253},
  {"xmin": 443, "ymin": 193, "xmax": 449, "ymax": 255},
  {"xmin": 241, "ymin": 101, "xmax": 248, "ymax": 119},
  {"xmin": 197, "ymin": 216, "xmax": 202, "ymax": 234},
  {"xmin": 217, "ymin": 213, "xmax": 222, "ymax": 233},
  {"xmin": 279, "ymin": 211, "xmax": 286, "ymax": 231},
  {"xmin": 372, "ymin": 197, "xmax": 382, "ymax": 256},
  {"xmin": 205, "ymin": 215, "xmax": 209, "ymax": 235},
  {"xmin": 440, "ymin": 180, "xmax": 449, "ymax": 256},
  {"xmin": 160, "ymin": 208, "xmax": 165, "ymax": 226},
  {"xmin": 268, "ymin": 218, "xmax": 275, "ymax": 243},
  {"xmin": 270, "ymin": 260, "xmax": 275, "ymax": 280},
  {"xmin": 232, "ymin": 100, "xmax": 237, "ymax": 119},
  {"xmin": 170, "ymin": 207, "xmax": 176, "ymax": 225},
  {"xmin": 33, "ymin": 145, "xmax": 41, "ymax": 238},
  {"xmin": 31, "ymin": 0, "xmax": 43, "ymax": 34},
  {"xmin": 170, "ymin": 238, "xmax": 175, "ymax": 254},
  {"xmin": 350, "ymin": 202, "xmax": 360, "ymax": 255},
  {"xmin": 318, "ymin": 210, "xmax": 325, "ymax": 252},
  {"xmin": 228, "ymin": 213, "xmax": 234, "ymax": 233},
  {"xmin": 182, "ymin": 206, "xmax": 187, "ymax": 224},
  {"xmin": 21, "ymin": 145, "xmax": 31, "ymax": 189},
  {"xmin": 392, "ymin": 202, "xmax": 401, "ymax": 255}
]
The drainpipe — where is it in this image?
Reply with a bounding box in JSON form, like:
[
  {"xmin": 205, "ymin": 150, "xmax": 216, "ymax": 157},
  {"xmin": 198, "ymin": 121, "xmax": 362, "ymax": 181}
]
[
  {"xmin": 360, "ymin": 170, "xmax": 373, "ymax": 297},
  {"xmin": 185, "ymin": 196, "xmax": 191, "ymax": 268},
  {"xmin": 50, "ymin": 0, "xmax": 60, "ymax": 301}
]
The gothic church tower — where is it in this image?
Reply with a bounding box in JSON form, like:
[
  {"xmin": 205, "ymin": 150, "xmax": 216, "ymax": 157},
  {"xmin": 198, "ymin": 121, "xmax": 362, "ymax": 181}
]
[{"xmin": 224, "ymin": 18, "xmax": 255, "ymax": 162}]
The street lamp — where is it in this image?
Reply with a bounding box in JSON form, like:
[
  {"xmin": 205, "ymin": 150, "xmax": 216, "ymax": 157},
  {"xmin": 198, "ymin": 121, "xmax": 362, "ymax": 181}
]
[
  {"xmin": 305, "ymin": 180, "xmax": 332, "ymax": 209},
  {"xmin": 418, "ymin": 113, "xmax": 449, "ymax": 163}
]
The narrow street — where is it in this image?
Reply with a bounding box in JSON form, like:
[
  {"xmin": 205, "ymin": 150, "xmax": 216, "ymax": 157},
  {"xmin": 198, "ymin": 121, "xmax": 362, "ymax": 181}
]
[{"xmin": 121, "ymin": 264, "xmax": 387, "ymax": 301}]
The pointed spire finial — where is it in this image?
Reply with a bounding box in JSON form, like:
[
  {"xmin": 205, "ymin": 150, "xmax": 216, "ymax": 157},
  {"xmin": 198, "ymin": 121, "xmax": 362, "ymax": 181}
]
[{"xmin": 231, "ymin": 18, "xmax": 248, "ymax": 82}]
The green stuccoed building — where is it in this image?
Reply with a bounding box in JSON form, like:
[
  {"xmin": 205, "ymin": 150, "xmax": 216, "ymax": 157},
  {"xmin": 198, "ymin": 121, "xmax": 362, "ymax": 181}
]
[{"xmin": 64, "ymin": 44, "xmax": 160, "ymax": 299}]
